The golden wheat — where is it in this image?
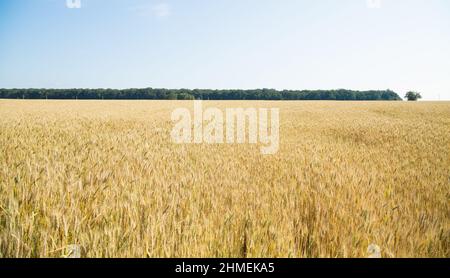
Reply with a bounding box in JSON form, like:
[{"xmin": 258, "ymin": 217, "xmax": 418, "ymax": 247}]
[{"xmin": 0, "ymin": 100, "xmax": 449, "ymax": 258}]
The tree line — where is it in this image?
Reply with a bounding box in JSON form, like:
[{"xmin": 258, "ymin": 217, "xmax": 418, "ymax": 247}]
[{"xmin": 0, "ymin": 88, "xmax": 402, "ymax": 101}]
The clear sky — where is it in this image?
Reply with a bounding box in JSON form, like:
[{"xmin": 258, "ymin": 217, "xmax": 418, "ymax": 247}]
[{"xmin": 0, "ymin": 0, "xmax": 449, "ymax": 100}]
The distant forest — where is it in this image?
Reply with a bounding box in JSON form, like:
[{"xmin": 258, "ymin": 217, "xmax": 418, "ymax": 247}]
[{"xmin": 0, "ymin": 88, "xmax": 402, "ymax": 101}]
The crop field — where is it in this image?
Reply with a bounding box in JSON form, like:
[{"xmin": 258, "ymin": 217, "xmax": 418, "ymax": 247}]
[{"xmin": 0, "ymin": 100, "xmax": 449, "ymax": 258}]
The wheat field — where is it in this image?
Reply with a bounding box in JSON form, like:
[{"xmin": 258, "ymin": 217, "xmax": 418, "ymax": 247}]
[{"xmin": 0, "ymin": 100, "xmax": 449, "ymax": 258}]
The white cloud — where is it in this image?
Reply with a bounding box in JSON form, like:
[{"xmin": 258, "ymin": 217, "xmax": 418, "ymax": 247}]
[
  {"xmin": 152, "ymin": 3, "xmax": 171, "ymax": 18},
  {"xmin": 131, "ymin": 3, "xmax": 171, "ymax": 18},
  {"xmin": 366, "ymin": 0, "xmax": 382, "ymax": 9}
]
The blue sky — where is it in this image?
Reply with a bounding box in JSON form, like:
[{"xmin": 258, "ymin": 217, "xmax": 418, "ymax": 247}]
[{"xmin": 0, "ymin": 0, "xmax": 449, "ymax": 100}]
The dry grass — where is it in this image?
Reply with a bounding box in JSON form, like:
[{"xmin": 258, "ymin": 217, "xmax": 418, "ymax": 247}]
[{"xmin": 0, "ymin": 100, "xmax": 449, "ymax": 258}]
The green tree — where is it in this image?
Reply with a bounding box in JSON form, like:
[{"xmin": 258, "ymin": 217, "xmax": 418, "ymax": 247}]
[
  {"xmin": 0, "ymin": 88, "xmax": 403, "ymax": 101},
  {"xmin": 405, "ymin": 91, "xmax": 422, "ymax": 101},
  {"xmin": 167, "ymin": 92, "xmax": 177, "ymax": 100}
]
